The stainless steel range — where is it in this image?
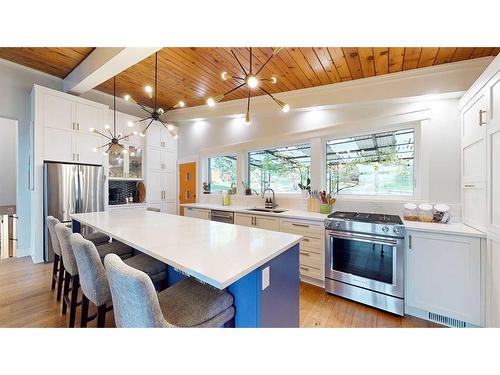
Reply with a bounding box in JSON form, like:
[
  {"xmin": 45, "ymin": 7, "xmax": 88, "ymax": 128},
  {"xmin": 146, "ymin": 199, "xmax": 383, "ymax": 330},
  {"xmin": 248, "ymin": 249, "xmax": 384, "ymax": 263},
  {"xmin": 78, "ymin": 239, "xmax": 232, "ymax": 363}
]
[{"xmin": 324, "ymin": 211, "xmax": 405, "ymax": 316}]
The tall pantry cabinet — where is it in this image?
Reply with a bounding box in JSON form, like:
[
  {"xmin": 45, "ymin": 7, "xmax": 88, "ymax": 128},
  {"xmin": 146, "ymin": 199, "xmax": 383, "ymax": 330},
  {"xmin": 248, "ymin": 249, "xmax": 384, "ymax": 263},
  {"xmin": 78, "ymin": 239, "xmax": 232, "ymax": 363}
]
[
  {"xmin": 459, "ymin": 55, "xmax": 500, "ymax": 327},
  {"xmin": 145, "ymin": 121, "xmax": 178, "ymax": 214}
]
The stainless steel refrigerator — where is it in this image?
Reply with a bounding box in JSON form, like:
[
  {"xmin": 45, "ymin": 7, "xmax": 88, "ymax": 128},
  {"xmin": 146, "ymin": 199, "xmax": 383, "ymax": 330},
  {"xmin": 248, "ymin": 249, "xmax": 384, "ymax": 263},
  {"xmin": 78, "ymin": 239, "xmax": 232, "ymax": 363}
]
[{"xmin": 43, "ymin": 162, "xmax": 105, "ymax": 261}]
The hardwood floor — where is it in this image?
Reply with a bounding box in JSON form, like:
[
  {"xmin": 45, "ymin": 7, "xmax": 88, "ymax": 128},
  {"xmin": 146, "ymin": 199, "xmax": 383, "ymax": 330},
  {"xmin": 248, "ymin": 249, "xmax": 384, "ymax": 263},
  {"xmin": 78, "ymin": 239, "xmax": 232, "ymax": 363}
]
[{"xmin": 0, "ymin": 257, "xmax": 439, "ymax": 328}]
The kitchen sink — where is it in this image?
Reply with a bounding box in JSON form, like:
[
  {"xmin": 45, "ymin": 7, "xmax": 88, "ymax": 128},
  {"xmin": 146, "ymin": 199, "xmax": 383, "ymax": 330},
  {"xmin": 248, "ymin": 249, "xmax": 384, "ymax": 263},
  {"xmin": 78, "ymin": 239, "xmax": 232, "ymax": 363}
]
[{"xmin": 246, "ymin": 208, "xmax": 288, "ymax": 213}]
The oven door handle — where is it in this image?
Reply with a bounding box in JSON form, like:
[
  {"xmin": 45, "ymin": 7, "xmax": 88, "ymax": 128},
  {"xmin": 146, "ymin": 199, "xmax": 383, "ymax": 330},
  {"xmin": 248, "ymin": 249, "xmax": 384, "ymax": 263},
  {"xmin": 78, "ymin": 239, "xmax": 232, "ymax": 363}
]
[{"xmin": 328, "ymin": 230, "xmax": 399, "ymax": 247}]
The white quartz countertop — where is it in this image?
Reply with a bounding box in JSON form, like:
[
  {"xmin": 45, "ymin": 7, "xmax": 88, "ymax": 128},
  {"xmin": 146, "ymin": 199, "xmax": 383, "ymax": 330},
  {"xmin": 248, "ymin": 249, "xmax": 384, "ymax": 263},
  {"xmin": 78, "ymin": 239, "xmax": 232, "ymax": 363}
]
[
  {"xmin": 181, "ymin": 203, "xmax": 329, "ymax": 222},
  {"xmin": 403, "ymin": 220, "xmax": 486, "ymax": 238},
  {"xmin": 182, "ymin": 203, "xmax": 486, "ymax": 238},
  {"xmin": 70, "ymin": 210, "xmax": 302, "ymax": 289}
]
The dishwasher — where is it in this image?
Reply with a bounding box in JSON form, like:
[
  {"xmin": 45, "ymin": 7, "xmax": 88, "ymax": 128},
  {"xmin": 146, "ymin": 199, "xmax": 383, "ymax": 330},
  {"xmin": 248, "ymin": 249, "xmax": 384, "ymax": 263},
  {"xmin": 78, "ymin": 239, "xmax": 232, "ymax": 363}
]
[{"xmin": 210, "ymin": 210, "xmax": 234, "ymax": 224}]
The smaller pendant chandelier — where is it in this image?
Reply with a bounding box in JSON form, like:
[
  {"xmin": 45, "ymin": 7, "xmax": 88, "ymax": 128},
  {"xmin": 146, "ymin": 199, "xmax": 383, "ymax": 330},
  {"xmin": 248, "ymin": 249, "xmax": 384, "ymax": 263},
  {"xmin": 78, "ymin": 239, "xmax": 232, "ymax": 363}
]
[
  {"xmin": 206, "ymin": 47, "xmax": 289, "ymax": 125},
  {"xmin": 123, "ymin": 52, "xmax": 184, "ymax": 139},
  {"xmin": 90, "ymin": 76, "xmax": 136, "ymax": 155}
]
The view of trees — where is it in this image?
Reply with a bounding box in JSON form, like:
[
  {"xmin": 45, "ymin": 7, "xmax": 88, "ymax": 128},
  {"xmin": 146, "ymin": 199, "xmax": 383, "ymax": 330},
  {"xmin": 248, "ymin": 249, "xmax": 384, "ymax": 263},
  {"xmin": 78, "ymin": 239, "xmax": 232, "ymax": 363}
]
[{"xmin": 208, "ymin": 156, "xmax": 237, "ymax": 192}]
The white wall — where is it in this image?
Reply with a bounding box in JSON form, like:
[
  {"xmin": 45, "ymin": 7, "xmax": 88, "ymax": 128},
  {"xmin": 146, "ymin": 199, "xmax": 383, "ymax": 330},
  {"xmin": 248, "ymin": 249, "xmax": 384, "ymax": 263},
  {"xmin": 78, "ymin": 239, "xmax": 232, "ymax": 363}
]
[
  {"xmin": 0, "ymin": 117, "xmax": 17, "ymax": 206},
  {"xmin": 173, "ymin": 58, "xmax": 493, "ymax": 221}
]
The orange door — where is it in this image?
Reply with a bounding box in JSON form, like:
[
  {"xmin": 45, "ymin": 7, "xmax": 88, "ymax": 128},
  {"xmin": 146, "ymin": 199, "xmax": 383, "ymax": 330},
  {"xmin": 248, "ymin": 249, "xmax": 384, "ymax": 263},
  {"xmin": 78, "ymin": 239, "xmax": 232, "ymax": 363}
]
[{"xmin": 179, "ymin": 162, "xmax": 197, "ymax": 216}]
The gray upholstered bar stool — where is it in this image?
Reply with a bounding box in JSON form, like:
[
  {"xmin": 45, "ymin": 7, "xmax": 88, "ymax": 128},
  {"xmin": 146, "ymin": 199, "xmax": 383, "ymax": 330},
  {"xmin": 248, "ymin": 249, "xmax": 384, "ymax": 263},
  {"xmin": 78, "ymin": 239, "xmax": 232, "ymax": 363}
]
[
  {"xmin": 70, "ymin": 233, "xmax": 169, "ymax": 328},
  {"xmin": 55, "ymin": 224, "xmax": 135, "ymax": 327},
  {"xmin": 46, "ymin": 217, "xmax": 66, "ymax": 302},
  {"xmin": 46, "ymin": 216, "xmax": 111, "ymax": 301},
  {"xmin": 104, "ymin": 254, "xmax": 235, "ymax": 328}
]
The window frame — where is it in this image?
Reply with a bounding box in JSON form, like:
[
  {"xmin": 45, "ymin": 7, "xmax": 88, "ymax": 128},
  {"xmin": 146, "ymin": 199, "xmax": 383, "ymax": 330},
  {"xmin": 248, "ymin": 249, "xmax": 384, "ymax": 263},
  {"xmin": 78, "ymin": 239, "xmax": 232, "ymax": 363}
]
[
  {"xmin": 247, "ymin": 141, "xmax": 312, "ymax": 194},
  {"xmin": 207, "ymin": 153, "xmax": 238, "ymax": 193},
  {"xmin": 324, "ymin": 124, "xmax": 420, "ymax": 200}
]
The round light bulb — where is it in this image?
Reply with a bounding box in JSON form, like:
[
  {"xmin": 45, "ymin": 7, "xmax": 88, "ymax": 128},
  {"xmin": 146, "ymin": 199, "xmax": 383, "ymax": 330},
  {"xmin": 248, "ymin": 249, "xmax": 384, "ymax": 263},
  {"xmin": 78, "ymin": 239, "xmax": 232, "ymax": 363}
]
[
  {"xmin": 247, "ymin": 75, "xmax": 259, "ymax": 89},
  {"xmin": 127, "ymin": 121, "xmax": 134, "ymax": 128},
  {"xmin": 92, "ymin": 147, "xmax": 98, "ymax": 153},
  {"xmin": 271, "ymin": 76, "xmax": 277, "ymax": 84},
  {"xmin": 158, "ymin": 108, "xmax": 164, "ymax": 115},
  {"xmin": 282, "ymin": 104, "xmax": 290, "ymax": 113},
  {"xmin": 104, "ymin": 124, "xmax": 110, "ymax": 130},
  {"xmin": 122, "ymin": 149, "xmax": 128, "ymax": 154},
  {"xmin": 221, "ymin": 71, "xmax": 228, "ymax": 80},
  {"xmin": 144, "ymin": 86, "xmax": 153, "ymax": 94},
  {"xmin": 103, "ymin": 151, "xmax": 108, "ymax": 156},
  {"xmin": 207, "ymin": 97, "xmax": 215, "ymax": 107},
  {"xmin": 130, "ymin": 152, "xmax": 135, "ymax": 157},
  {"xmin": 124, "ymin": 94, "xmax": 130, "ymax": 101},
  {"xmin": 139, "ymin": 132, "xmax": 146, "ymax": 137},
  {"xmin": 133, "ymin": 131, "xmax": 138, "ymax": 135},
  {"xmin": 173, "ymin": 134, "xmax": 178, "ymax": 140},
  {"xmin": 178, "ymin": 101, "xmax": 185, "ymax": 108},
  {"xmin": 167, "ymin": 124, "xmax": 175, "ymax": 131},
  {"xmin": 89, "ymin": 127, "xmax": 96, "ymax": 133}
]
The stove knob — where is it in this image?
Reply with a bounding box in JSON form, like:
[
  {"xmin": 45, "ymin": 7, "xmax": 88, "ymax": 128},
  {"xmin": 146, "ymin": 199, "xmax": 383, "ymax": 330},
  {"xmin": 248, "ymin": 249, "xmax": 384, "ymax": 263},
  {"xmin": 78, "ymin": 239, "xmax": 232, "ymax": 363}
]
[
  {"xmin": 382, "ymin": 226, "xmax": 389, "ymax": 233},
  {"xmin": 393, "ymin": 227, "xmax": 401, "ymax": 235}
]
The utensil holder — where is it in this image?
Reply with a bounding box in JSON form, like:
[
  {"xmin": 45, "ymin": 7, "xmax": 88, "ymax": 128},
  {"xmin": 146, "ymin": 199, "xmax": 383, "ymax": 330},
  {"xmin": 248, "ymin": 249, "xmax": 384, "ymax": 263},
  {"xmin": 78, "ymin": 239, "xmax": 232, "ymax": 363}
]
[{"xmin": 319, "ymin": 203, "xmax": 332, "ymax": 214}]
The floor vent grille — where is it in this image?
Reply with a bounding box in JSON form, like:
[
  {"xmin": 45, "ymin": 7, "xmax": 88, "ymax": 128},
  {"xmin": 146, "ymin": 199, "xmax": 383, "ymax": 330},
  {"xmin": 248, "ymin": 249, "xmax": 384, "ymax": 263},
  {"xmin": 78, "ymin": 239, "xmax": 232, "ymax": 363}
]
[{"xmin": 428, "ymin": 312, "xmax": 466, "ymax": 328}]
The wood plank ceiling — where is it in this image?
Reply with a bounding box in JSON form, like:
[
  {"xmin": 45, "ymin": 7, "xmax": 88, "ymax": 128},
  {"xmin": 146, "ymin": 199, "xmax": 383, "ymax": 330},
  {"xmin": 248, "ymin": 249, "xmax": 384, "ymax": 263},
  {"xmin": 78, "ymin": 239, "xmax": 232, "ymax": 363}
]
[{"xmin": 0, "ymin": 47, "xmax": 498, "ymax": 109}]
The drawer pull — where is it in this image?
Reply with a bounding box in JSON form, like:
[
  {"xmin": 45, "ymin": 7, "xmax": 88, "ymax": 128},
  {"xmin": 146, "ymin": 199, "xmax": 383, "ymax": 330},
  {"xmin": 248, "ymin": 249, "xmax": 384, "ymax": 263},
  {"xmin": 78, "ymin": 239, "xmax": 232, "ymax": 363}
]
[
  {"xmin": 479, "ymin": 110, "xmax": 487, "ymax": 126},
  {"xmin": 299, "ymin": 251, "xmax": 309, "ymax": 256},
  {"xmin": 300, "ymin": 266, "xmax": 309, "ymax": 271},
  {"xmin": 302, "ymin": 238, "xmax": 310, "ymax": 242},
  {"xmin": 292, "ymin": 223, "xmax": 309, "ymax": 228},
  {"xmin": 464, "ymin": 184, "xmax": 476, "ymax": 188}
]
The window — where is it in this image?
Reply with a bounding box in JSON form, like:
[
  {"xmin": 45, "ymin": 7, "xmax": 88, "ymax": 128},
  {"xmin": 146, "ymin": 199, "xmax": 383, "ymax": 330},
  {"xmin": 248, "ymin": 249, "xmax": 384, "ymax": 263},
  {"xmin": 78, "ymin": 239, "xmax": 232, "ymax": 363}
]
[
  {"xmin": 208, "ymin": 155, "xmax": 237, "ymax": 193},
  {"xmin": 326, "ymin": 128, "xmax": 415, "ymax": 196},
  {"xmin": 248, "ymin": 143, "xmax": 311, "ymax": 193}
]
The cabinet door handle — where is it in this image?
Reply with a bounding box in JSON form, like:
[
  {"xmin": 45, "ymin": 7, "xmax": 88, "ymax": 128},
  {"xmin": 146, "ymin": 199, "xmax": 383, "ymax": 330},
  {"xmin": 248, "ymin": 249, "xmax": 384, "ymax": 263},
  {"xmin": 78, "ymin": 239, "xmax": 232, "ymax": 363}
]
[
  {"xmin": 77, "ymin": 123, "xmax": 80, "ymax": 131},
  {"xmin": 409, "ymin": 235, "xmax": 412, "ymax": 250},
  {"xmin": 479, "ymin": 110, "xmax": 487, "ymax": 126},
  {"xmin": 302, "ymin": 237, "xmax": 310, "ymax": 242},
  {"xmin": 292, "ymin": 223, "xmax": 309, "ymax": 228},
  {"xmin": 72, "ymin": 153, "xmax": 75, "ymax": 161},
  {"xmin": 299, "ymin": 251, "xmax": 309, "ymax": 256},
  {"xmin": 464, "ymin": 184, "xmax": 476, "ymax": 188},
  {"xmin": 300, "ymin": 266, "xmax": 309, "ymax": 271},
  {"xmin": 72, "ymin": 122, "xmax": 75, "ymax": 130}
]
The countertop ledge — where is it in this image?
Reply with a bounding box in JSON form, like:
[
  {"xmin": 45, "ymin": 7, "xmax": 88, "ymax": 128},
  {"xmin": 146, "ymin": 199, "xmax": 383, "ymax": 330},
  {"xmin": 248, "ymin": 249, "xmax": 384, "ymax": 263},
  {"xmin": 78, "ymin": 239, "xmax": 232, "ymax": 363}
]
[
  {"xmin": 182, "ymin": 203, "xmax": 487, "ymax": 238},
  {"xmin": 403, "ymin": 220, "xmax": 486, "ymax": 238},
  {"xmin": 181, "ymin": 203, "xmax": 328, "ymax": 222}
]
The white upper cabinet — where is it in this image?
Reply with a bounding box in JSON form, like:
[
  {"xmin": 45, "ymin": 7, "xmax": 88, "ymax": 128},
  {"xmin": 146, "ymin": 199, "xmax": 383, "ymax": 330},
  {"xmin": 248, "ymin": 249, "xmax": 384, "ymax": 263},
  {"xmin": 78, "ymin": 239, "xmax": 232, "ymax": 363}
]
[
  {"xmin": 39, "ymin": 88, "xmax": 105, "ymax": 165},
  {"xmin": 75, "ymin": 102, "xmax": 101, "ymax": 133},
  {"xmin": 488, "ymin": 72, "xmax": 500, "ymax": 234},
  {"xmin": 43, "ymin": 94, "xmax": 74, "ymax": 131}
]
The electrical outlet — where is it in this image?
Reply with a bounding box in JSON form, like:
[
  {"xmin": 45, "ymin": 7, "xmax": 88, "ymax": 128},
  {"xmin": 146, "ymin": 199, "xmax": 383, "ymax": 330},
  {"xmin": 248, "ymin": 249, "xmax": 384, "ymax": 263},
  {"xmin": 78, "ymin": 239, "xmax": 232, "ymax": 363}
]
[{"xmin": 262, "ymin": 266, "xmax": 270, "ymax": 290}]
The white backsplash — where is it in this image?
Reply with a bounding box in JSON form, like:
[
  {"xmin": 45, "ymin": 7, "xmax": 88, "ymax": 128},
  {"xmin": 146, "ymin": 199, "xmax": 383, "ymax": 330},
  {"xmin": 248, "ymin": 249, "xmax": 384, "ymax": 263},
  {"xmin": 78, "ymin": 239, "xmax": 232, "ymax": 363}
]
[{"xmin": 198, "ymin": 193, "xmax": 462, "ymax": 223}]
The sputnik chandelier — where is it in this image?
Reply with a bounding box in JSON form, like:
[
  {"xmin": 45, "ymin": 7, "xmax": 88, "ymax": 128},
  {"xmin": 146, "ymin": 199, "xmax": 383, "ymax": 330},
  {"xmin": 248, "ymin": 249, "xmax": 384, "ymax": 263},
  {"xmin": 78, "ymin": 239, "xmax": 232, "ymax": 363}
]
[
  {"xmin": 206, "ymin": 47, "xmax": 289, "ymax": 125},
  {"xmin": 90, "ymin": 76, "xmax": 136, "ymax": 155},
  {"xmin": 123, "ymin": 52, "xmax": 184, "ymax": 138}
]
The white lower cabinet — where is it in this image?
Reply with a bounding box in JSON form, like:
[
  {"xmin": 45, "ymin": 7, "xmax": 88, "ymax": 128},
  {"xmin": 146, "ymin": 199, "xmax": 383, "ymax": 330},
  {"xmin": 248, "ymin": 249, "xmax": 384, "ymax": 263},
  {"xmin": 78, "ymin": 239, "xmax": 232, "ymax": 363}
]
[
  {"xmin": 279, "ymin": 218, "xmax": 324, "ymax": 283},
  {"xmin": 234, "ymin": 213, "xmax": 280, "ymax": 231},
  {"xmin": 184, "ymin": 207, "xmax": 210, "ymax": 220},
  {"xmin": 488, "ymin": 238, "xmax": 500, "ymax": 327},
  {"xmin": 405, "ymin": 230, "xmax": 483, "ymax": 326}
]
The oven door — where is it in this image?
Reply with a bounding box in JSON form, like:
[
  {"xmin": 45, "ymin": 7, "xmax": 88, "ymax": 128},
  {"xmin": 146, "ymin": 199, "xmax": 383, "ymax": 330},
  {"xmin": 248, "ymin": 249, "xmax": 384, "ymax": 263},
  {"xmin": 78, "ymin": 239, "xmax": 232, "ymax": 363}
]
[{"xmin": 325, "ymin": 230, "xmax": 404, "ymax": 298}]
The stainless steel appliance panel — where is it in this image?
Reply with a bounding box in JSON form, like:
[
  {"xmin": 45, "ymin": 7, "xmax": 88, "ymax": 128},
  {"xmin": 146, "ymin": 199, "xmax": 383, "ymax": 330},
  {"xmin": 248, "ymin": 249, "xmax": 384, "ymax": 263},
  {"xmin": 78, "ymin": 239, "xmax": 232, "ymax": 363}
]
[
  {"xmin": 210, "ymin": 210, "xmax": 234, "ymax": 224},
  {"xmin": 78, "ymin": 164, "xmax": 104, "ymax": 214}
]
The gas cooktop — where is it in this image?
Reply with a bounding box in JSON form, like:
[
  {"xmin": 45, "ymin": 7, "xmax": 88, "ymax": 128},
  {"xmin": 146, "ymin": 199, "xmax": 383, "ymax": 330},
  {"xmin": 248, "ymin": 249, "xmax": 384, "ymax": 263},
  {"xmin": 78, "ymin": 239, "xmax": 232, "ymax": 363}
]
[
  {"xmin": 325, "ymin": 211, "xmax": 405, "ymax": 237},
  {"xmin": 327, "ymin": 211, "xmax": 403, "ymax": 225}
]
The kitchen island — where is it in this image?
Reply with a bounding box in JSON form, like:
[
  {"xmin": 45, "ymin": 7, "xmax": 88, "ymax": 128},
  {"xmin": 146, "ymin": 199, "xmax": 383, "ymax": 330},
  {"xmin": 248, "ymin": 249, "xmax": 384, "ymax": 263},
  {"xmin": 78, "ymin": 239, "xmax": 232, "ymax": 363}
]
[{"xmin": 70, "ymin": 209, "xmax": 302, "ymax": 327}]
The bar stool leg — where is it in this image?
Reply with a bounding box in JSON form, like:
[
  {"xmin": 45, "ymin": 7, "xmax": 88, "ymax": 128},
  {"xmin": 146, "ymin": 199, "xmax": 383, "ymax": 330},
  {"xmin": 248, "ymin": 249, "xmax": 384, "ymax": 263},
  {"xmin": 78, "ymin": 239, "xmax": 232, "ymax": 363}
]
[
  {"xmin": 69, "ymin": 275, "xmax": 80, "ymax": 328},
  {"xmin": 97, "ymin": 304, "xmax": 107, "ymax": 328},
  {"xmin": 61, "ymin": 271, "xmax": 70, "ymax": 315},
  {"xmin": 56, "ymin": 258, "xmax": 65, "ymax": 302},
  {"xmin": 81, "ymin": 295, "xmax": 89, "ymax": 328},
  {"xmin": 51, "ymin": 254, "xmax": 59, "ymax": 290}
]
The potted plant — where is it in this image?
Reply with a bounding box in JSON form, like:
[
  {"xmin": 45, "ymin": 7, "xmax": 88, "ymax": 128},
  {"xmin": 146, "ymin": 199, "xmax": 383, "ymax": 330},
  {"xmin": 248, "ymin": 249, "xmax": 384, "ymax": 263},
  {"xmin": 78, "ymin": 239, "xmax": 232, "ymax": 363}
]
[{"xmin": 298, "ymin": 178, "xmax": 311, "ymax": 198}]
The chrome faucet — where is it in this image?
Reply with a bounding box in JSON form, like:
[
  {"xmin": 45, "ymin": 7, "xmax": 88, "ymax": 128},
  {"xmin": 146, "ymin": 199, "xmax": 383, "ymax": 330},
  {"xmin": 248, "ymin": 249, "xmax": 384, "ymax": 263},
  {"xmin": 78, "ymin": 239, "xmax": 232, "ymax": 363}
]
[{"xmin": 261, "ymin": 188, "xmax": 276, "ymax": 209}]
